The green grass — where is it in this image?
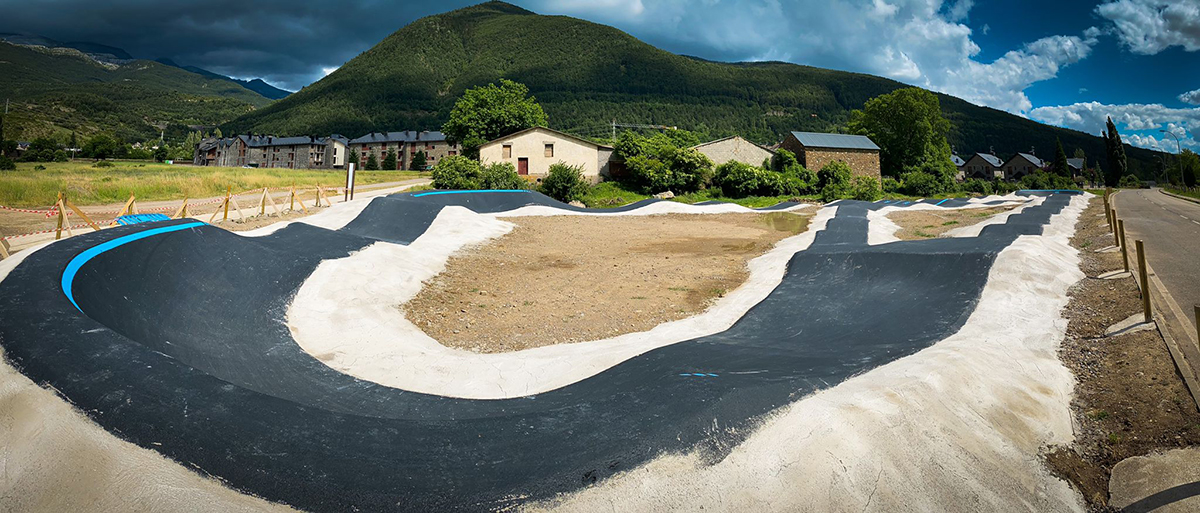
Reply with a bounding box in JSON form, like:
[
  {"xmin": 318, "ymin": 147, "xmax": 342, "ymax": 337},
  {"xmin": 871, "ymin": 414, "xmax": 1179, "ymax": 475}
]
[
  {"xmin": 0, "ymin": 160, "xmax": 426, "ymax": 207},
  {"xmin": 1164, "ymin": 186, "xmax": 1200, "ymax": 200}
]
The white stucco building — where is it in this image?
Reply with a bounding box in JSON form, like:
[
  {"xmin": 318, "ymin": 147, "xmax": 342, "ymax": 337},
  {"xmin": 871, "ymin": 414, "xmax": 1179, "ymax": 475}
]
[{"xmin": 478, "ymin": 127, "xmax": 613, "ymax": 181}]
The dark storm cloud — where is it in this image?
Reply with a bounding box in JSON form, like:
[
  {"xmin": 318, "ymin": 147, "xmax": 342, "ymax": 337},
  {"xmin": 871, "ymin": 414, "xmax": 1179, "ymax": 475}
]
[{"xmin": 0, "ymin": 0, "xmax": 480, "ymax": 90}]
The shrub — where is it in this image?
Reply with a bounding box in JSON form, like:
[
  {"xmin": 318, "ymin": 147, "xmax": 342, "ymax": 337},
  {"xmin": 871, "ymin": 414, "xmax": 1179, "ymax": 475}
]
[
  {"xmin": 817, "ymin": 161, "xmax": 853, "ymax": 202},
  {"xmin": 0, "ymin": 156, "xmax": 14, "ymax": 170},
  {"xmin": 431, "ymin": 155, "xmax": 483, "ymax": 189},
  {"xmin": 1119, "ymin": 174, "xmax": 1142, "ymax": 188},
  {"xmin": 539, "ymin": 162, "xmax": 589, "ymax": 202},
  {"xmin": 713, "ymin": 161, "xmax": 763, "ymax": 197},
  {"xmin": 993, "ymin": 180, "xmax": 1020, "ymax": 195},
  {"xmin": 898, "ymin": 171, "xmax": 943, "ymax": 197},
  {"xmin": 666, "ymin": 147, "xmax": 713, "ymax": 193},
  {"xmin": 479, "ymin": 162, "xmax": 527, "ymax": 190},
  {"xmin": 850, "ymin": 176, "xmax": 881, "ymax": 201},
  {"xmin": 770, "ymin": 149, "xmax": 800, "ymax": 172},
  {"xmin": 881, "ymin": 176, "xmax": 901, "ymax": 194},
  {"xmin": 34, "ymin": 164, "xmax": 46, "ymax": 170},
  {"xmin": 53, "ymin": 150, "xmax": 68, "ymax": 162},
  {"xmin": 624, "ymin": 155, "xmax": 673, "ymax": 194},
  {"xmin": 153, "ymin": 146, "xmax": 168, "ymax": 163},
  {"xmin": 961, "ymin": 178, "xmax": 993, "ymax": 196}
]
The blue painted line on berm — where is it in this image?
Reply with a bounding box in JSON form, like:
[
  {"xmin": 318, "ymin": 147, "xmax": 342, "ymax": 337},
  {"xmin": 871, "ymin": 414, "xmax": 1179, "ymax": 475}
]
[{"xmin": 61, "ymin": 222, "xmax": 207, "ymax": 312}]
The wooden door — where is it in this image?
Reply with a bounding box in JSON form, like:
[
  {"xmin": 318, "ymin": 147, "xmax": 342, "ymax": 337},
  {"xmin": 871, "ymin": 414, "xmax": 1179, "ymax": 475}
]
[{"xmin": 517, "ymin": 158, "xmax": 529, "ymax": 175}]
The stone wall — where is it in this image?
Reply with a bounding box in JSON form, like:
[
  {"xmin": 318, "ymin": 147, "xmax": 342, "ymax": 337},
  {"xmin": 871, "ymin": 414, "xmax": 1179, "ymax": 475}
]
[
  {"xmin": 780, "ymin": 138, "xmax": 881, "ymax": 181},
  {"xmin": 694, "ymin": 136, "xmax": 774, "ymax": 167}
]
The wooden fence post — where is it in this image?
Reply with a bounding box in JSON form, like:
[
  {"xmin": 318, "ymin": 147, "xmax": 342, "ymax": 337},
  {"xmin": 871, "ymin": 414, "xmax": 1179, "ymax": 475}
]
[
  {"xmin": 1136, "ymin": 240, "xmax": 1151, "ymax": 323},
  {"xmin": 1112, "ymin": 209, "xmax": 1120, "ymax": 246},
  {"xmin": 55, "ymin": 192, "xmax": 66, "ymax": 240},
  {"xmin": 224, "ymin": 186, "xmax": 231, "ymax": 221},
  {"xmin": 0, "ymin": 238, "xmax": 10, "ymax": 260},
  {"xmin": 110, "ymin": 193, "xmax": 137, "ymax": 226},
  {"xmin": 1119, "ymin": 219, "xmax": 1129, "ymax": 272}
]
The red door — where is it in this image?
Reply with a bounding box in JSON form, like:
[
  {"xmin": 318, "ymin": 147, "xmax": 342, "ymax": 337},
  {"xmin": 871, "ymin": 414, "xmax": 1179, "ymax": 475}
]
[{"xmin": 517, "ymin": 158, "xmax": 529, "ymax": 175}]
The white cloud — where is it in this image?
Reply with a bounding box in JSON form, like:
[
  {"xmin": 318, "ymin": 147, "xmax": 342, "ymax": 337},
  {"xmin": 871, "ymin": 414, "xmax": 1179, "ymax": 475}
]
[
  {"xmin": 532, "ymin": 0, "xmax": 1095, "ymax": 116},
  {"xmin": 1179, "ymin": 87, "xmax": 1200, "ymax": 105},
  {"xmin": 322, "ymin": 66, "xmax": 339, "ymax": 77},
  {"xmin": 1031, "ymin": 101, "xmax": 1200, "ymax": 149},
  {"xmin": 1096, "ymin": 0, "xmax": 1200, "ymax": 54}
]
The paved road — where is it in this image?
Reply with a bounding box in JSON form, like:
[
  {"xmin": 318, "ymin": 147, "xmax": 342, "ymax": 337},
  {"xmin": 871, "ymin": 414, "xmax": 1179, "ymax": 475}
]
[{"xmin": 1114, "ymin": 188, "xmax": 1200, "ymax": 331}]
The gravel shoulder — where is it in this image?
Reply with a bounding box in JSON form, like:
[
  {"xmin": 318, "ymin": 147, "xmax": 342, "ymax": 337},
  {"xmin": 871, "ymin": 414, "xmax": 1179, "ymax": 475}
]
[
  {"xmin": 403, "ymin": 212, "xmax": 810, "ymax": 353},
  {"xmin": 1045, "ymin": 196, "xmax": 1200, "ymax": 510}
]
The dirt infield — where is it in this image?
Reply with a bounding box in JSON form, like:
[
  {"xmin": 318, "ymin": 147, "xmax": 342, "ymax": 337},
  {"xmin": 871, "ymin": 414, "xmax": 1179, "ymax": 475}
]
[
  {"xmin": 403, "ymin": 212, "xmax": 810, "ymax": 352},
  {"xmin": 887, "ymin": 205, "xmax": 1018, "ymax": 240}
]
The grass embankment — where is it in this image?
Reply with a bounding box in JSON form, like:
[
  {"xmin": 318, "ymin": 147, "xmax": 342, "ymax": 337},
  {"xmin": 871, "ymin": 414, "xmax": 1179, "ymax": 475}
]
[
  {"xmin": 1164, "ymin": 186, "xmax": 1200, "ymax": 200},
  {"xmin": 0, "ymin": 161, "xmax": 428, "ymax": 207}
]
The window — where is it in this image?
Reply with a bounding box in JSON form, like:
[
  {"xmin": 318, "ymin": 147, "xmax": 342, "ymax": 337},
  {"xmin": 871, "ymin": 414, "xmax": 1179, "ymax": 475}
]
[
  {"xmin": 502, "ymin": 144, "xmax": 512, "ymax": 158},
  {"xmin": 448, "ymin": 150, "xmax": 456, "ymax": 156},
  {"xmin": 544, "ymin": 143, "xmax": 554, "ymax": 158},
  {"xmin": 426, "ymin": 143, "xmax": 434, "ymax": 150}
]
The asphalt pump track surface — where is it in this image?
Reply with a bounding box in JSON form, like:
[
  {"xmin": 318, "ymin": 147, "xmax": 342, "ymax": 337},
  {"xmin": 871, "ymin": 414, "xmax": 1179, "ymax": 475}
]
[{"xmin": 0, "ymin": 190, "xmax": 1076, "ymax": 511}]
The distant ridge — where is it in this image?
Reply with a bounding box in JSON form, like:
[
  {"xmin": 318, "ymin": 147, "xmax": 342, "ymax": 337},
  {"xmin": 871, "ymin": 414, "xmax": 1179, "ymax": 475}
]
[{"xmin": 222, "ymin": 1, "xmax": 1161, "ymax": 174}]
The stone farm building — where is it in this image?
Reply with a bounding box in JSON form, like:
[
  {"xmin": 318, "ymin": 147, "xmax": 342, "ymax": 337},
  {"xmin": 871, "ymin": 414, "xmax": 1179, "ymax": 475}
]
[
  {"xmin": 692, "ymin": 136, "xmax": 775, "ymax": 167},
  {"xmin": 347, "ymin": 131, "xmax": 458, "ymax": 171},
  {"xmin": 780, "ymin": 131, "xmax": 881, "ymax": 181},
  {"xmin": 197, "ymin": 135, "xmax": 349, "ymax": 169},
  {"xmin": 478, "ymin": 126, "xmax": 613, "ymax": 182},
  {"xmin": 1001, "ymin": 153, "xmax": 1045, "ymax": 181},
  {"xmin": 961, "ymin": 152, "xmax": 1004, "ymax": 180}
]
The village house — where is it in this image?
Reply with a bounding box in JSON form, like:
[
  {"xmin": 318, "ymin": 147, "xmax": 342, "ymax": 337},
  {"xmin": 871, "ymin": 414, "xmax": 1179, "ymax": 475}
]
[
  {"xmin": 478, "ymin": 126, "xmax": 613, "ymax": 182},
  {"xmin": 198, "ymin": 134, "xmax": 351, "ymax": 169},
  {"xmin": 1001, "ymin": 152, "xmax": 1045, "ymax": 181},
  {"xmin": 952, "ymin": 154, "xmax": 966, "ymax": 181},
  {"xmin": 779, "ymin": 131, "xmax": 881, "ymax": 181},
  {"xmin": 347, "ymin": 131, "xmax": 456, "ymax": 170},
  {"xmin": 961, "ymin": 152, "xmax": 1004, "ymax": 180},
  {"xmin": 691, "ymin": 135, "xmax": 775, "ymax": 167}
]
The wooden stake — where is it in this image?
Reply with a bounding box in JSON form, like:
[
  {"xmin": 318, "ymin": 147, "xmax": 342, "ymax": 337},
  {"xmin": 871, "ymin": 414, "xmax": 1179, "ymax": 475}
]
[
  {"xmin": 55, "ymin": 193, "xmax": 66, "ymax": 240},
  {"xmin": 1112, "ymin": 208, "xmax": 1120, "ymax": 246},
  {"xmin": 173, "ymin": 197, "xmax": 189, "ymax": 219},
  {"xmin": 56, "ymin": 198, "xmax": 73, "ymax": 239},
  {"xmin": 0, "ymin": 238, "xmax": 10, "ymax": 260},
  {"xmin": 1136, "ymin": 239, "xmax": 1151, "ymax": 323},
  {"xmin": 293, "ymin": 186, "xmax": 309, "ymax": 214},
  {"xmin": 289, "ymin": 185, "xmax": 296, "ymax": 211},
  {"xmin": 228, "ymin": 195, "xmax": 247, "ymax": 222},
  {"xmin": 1119, "ymin": 219, "xmax": 1129, "ymax": 272},
  {"xmin": 223, "ymin": 186, "xmax": 231, "ymax": 221},
  {"xmin": 259, "ymin": 188, "xmax": 268, "ymax": 216},
  {"xmin": 64, "ymin": 197, "xmax": 101, "ymax": 232},
  {"xmin": 263, "ymin": 188, "xmax": 280, "ymax": 216},
  {"xmin": 111, "ymin": 193, "xmax": 137, "ymax": 226}
]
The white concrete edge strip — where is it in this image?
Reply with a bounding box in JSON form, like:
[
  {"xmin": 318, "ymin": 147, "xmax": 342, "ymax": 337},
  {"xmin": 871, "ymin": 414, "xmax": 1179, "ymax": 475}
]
[{"xmin": 534, "ymin": 193, "xmax": 1091, "ymax": 512}]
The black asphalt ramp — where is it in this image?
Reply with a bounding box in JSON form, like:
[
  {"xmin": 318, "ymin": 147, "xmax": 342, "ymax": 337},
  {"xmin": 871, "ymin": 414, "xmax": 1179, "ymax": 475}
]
[{"xmin": 0, "ymin": 191, "xmax": 1075, "ymax": 511}]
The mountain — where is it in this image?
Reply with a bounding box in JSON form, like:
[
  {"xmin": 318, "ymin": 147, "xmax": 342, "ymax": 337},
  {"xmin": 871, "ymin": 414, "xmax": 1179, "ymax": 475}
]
[
  {"xmin": 159, "ymin": 60, "xmax": 292, "ymax": 100},
  {"xmin": 0, "ymin": 40, "xmax": 274, "ymax": 142},
  {"xmin": 226, "ymin": 1, "xmax": 1149, "ymax": 176},
  {"xmin": 0, "ymin": 33, "xmax": 132, "ymax": 64}
]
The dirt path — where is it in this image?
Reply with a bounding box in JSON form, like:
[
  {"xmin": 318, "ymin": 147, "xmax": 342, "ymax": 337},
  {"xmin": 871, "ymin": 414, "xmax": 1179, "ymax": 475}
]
[
  {"xmin": 887, "ymin": 205, "xmax": 1017, "ymax": 239},
  {"xmin": 403, "ymin": 212, "xmax": 810, "ymax": 353},
  {"xmin": 1045, "ymin": 197, "xmax": 1200, "ymax": 509}
]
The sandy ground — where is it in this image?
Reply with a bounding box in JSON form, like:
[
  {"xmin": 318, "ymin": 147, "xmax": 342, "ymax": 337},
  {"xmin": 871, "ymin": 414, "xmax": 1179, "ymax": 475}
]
[
  {"xmin": 404, "ymin": 212, "xmax": 809, "ymax": 352},
  {"xmin": 887, "ymin": 205, "xmax": 1018, "ymax": 240},
  {"xmin": 1044, "ymin": 197, "xmax": 1200, "ymax": 509}
]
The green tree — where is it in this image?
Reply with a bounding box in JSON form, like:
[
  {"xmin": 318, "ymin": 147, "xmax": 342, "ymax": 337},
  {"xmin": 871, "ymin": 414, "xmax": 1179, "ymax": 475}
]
[
  {"xmin": 69, "ymin": 131, "xmax": 78, "ymax": 150},
  {"xmin": 383, "ymin": 149, "xmax": 398, "ymax": 170},
  {"xmin": 848, "ymin": 87, "xmax": 955, "ymax": 178},
  {"xmin": 153, "ymin": 146, "xmax": 168, "ymax": 162},
  {"xmin": 0, "ymin": 114, "xmax": 5, "ymax": 154},
  {"xmin": 83, "ymin": 134, "xmax": 119, "ymax": 160},
  {"xmin": 442, "ymin": 79, "xmax": 548, "ymax": 158},
  {"xmin": 348, "ymin": 148, "xmax": 359, "ymax": 167},
  {"xmin": 817, "ymin": 161, "xmax": 854, "ymax": 202},
  {"xmin": 1180, "ymin": 149, "xmax": 1198, "ymax": 188},
  {"xmin": 1102, "ymin": 117, "xmax": 1127, "ymax": 187},
  {"xmin": 0, "ymin": 155, "xmax": 14, "ymax": 171},
  {"xmin": 410, "ymin": 150, "xmax": 427, "ymax": 170},
  {"xmin": 365, "ymin": 152, "xmax": 379, "ymax": 170},
  {"xmin": 539, "ymin": 162, "xmax": 589, "ymax": 202},
  {"xmin": 1053, "ymin": 138, "xmax": 1070, "ymax": 178},
  {"xmin": 432, "ymin": 155, "xmax": 483, "ymax": 189},
  {"xmin": 214, "ymin": 127, "xmax": 223, "ymax": 138}
]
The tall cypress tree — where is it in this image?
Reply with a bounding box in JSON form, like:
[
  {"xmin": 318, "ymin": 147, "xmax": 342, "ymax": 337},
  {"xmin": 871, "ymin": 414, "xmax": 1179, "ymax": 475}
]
[
  {"xmin": 1104, "ymin": 117, "xmax": 1127, "ymax": 186},
  {"xmin": 1053, "ymin": 137, "xmax": 1069, "ymax": 178}
]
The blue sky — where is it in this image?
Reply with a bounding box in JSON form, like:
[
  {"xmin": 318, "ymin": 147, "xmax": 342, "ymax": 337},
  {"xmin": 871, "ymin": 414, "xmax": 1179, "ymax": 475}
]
[{"xmin": 2, "ymin": 0, "xmax": 1197, "ymax": 150}]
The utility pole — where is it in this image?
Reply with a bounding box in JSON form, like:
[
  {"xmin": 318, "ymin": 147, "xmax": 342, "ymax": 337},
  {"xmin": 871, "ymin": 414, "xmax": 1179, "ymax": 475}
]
[{"xmin": 1160, "ymin": 129, "xmax": 1182, "ymax": 186}]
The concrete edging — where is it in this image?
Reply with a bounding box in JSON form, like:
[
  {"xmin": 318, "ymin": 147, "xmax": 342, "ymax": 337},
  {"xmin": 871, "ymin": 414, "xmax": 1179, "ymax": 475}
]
[{"xmin": 1160, "ymin": 188, "xmax": 1200, "ymax": 205}]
